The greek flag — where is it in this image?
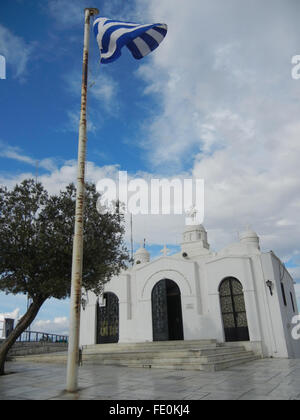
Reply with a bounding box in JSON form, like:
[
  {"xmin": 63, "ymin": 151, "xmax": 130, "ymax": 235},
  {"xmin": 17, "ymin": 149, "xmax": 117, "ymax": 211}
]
[{"xmin": 93, "ymin": 17, "xmax": 168, "ymax": 64}]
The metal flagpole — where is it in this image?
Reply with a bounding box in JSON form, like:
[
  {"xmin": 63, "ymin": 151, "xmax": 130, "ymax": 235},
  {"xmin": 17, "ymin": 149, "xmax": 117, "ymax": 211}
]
[{"xmin": 66, "ymin": 7, "xmax": 99, "ymax": 393}]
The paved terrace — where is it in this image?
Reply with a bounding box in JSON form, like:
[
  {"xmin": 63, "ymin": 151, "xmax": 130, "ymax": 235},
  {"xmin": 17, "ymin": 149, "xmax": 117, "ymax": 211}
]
[{"xmin": 0, "ymin": 358, "xmax": 300, "ymax": 400}]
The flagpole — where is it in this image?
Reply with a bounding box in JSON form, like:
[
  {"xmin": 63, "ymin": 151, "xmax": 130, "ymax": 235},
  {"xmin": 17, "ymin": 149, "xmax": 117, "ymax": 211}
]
[{"xmin": 66, "ymin": 7, "xmax": 99, "ymax": 393}]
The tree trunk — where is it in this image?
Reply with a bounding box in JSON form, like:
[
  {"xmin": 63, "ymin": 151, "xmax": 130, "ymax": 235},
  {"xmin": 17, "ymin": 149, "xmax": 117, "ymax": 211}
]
[{"xmin": 0, "ymin": 296, "xmax": 46, "ymax": 375}]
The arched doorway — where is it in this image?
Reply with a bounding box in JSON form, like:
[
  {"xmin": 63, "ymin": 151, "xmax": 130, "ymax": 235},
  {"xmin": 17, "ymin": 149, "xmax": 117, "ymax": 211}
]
[
  {"xmin": 152, "ymin": 279, "xmax": 184, "ymax": 342},
  {"xmin": 97, "ymin": 292, "xmax": 119, "ymax": 344},
  {"xmin": 219, "ymin": 277, "xmax": 250, "ymax": 342}
]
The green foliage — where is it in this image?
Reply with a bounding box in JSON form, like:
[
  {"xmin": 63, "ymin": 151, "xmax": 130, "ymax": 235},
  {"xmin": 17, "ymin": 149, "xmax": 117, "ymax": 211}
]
[{"xmin": 0, "ymin": 179, "xmax": 130, "ymax": 302}]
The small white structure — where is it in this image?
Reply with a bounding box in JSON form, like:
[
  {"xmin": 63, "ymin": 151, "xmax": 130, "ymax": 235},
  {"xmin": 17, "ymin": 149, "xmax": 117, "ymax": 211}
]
[
  {"xmin": 0, "ymin": 320, "xmax": 4, "ymax": 339},
  {"xmin": 0, "ymin": 317, "xmax": 15, "ymax": 339},
  {"xmin": 80, "ymin": 223, "xmax": 300, "ymax": 359}
]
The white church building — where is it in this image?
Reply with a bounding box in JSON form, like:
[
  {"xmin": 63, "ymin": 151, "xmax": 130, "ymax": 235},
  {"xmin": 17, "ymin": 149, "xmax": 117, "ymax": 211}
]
[{"xmin": 80, "ymin": 223, "xmax": 300, "ymax": 359}]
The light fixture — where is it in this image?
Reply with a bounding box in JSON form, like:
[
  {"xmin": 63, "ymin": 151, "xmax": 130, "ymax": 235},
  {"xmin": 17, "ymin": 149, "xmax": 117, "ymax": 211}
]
[{"xmin": 266, "ymin": 280, "xmax": 273, "ymax": 296}]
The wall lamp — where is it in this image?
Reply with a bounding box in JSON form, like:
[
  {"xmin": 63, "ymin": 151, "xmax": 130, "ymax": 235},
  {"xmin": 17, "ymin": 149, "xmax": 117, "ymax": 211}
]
[{"xmin": 266, "ymin": 280, "xmax": 273, "ymax": 296}]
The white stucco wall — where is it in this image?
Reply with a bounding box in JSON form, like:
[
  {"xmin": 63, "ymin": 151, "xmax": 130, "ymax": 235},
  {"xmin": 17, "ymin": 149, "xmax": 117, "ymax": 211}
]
[
  {"xmin": 79, "ymin": 228, "xmax": 300, "ymax": 360},
  {"xmin": 260, "ymin": 252, "xmax": 300, "ymax": 358},
  {"xmin": 205, "ymin": 255, "xmax": 263, "ymax": 346}
]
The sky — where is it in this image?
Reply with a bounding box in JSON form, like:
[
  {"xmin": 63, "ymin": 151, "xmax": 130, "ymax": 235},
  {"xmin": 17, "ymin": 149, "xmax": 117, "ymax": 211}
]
[{"xmin": 0, "ymin": 0, "xmax": 300, "ymax": 335}]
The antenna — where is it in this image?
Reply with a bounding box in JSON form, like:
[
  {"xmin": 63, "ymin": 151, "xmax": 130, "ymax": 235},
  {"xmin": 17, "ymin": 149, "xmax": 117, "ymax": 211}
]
[
  {"xmin": 35, "ymin": 161, "xmax": 39, "ymax": 184},
  {"xmin": 130, "ymin": 213, "xmax": 134, "ymax": 264}
]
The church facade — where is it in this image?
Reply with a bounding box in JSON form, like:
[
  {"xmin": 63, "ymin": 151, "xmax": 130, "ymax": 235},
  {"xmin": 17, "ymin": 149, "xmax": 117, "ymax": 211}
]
[{"xmin": 80, "ymin": 224, "xmax": 300, "ymax": 359}]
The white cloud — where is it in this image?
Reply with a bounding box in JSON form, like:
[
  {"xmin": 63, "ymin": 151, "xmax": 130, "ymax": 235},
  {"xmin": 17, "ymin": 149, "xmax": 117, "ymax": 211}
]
[
  {"xmin": 2, "ymin": 0, "xmax": 300, "ymax": 286},
  {"xmin": 0, "ymin": 157, "xmax": 189, "ymax": 247},
  {"xmin": 0, "ymin": 158, "xmax": 122, "ymax": 202},
  {"xmin": 47, "ymin": 0, "xmax": 87, "ymax": 27},
  {"xmin": 135, "ymin": 0, "xmax": 300, "ymax": 166},
  {"xmin": 130, "ymin": 0, "xmax": 300, "ymax": 271},
  {"xmin": 0, "ymin": 142, "xmax": 58, "ymax": 172},
  {"xmin": 64, "ymin": 69, "xmax": 118, "ymax": 106},
  {"xmin": 90, "ymin": 74, "xmax": 118, "ymax": 107},
  {"xmin": 37, "ymin": 160, "xmax": 120, "ymax": 195},
  {"xmin": 31, "ymin": 316, "xmax": 69, "ymax": 335},
  {"xmin": 0, "ymin": 24, "xmax": 34, "ymax": 81},
  {"xmin": 62, "ymin": 67, "xmax": 119, "ymax": 133},
  {"xmin": 0, "ymin": 308, "xmax": 20, "ymax": 322},
  {"xmin": 0, "ymin": 144, "xmax": 36, "ymax": 166},
  {"xmin": 47, "ymin": 0, "xmax": 143, "ymax": 28},
  {"xmin": 64, "ymin": 109, "xmax": 97, "ymax": 134}
]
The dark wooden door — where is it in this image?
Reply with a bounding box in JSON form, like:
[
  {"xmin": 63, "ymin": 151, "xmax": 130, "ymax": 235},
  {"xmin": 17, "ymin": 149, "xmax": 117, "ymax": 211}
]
[
  {"xmin": 219, "ymin": 278, "xmax": 250, "ymax": 342},
  {"xmin": 97, "ymin": 292, "xmax": 119, "ymax": 344},
  {"xmin": 152, "ymin": 279, "xmax": 169, "ymax": 341},
  {"xmin": 152, "ymin": 279, "xmax": 184, "ymax": 342}
]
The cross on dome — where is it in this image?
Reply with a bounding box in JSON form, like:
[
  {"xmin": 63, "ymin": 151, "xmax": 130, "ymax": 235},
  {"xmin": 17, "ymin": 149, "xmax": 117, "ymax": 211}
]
[{"xmin": 185, "ymin": 205, "xmax": 198, "ymax": 225}]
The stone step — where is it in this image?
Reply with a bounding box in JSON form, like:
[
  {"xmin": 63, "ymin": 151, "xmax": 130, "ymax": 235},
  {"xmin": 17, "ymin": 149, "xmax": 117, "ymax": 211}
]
[
  {"xmin": 84, "ymin": 350, "xmax": 254, "ymax": 365},
  {"xmin": 190, "ymin": 346, "xmax": 250, "ymax": 356},
  {"xmin": 133, "ymin": 356, "xmax": 260, "ymax": 372},
  {"xmin": 83, "ymin": 348, "xmax": 253, "ymax": 362},
  {"xmin": 209, "ymin": 355, "xmax": 260, "ymax": 372},
  {"xmin": 13, "ymin": 340, "xmax": 260, "ymax": 372},
  {"xmin": 85, "ymin": 353, "xmax": 259, "ymax": 372},
  {"xmin": 84, "ymin": 340, "xmax": 218, "ymax": 354},
  {"xmin": 82, "ymin": 340, "xmax": 260, "ymax": 372},
  {"xmin": 16, "ymin": 352, "xmax": 259, "ymax": 371},
  {"xmin": 83, "ymin": 346, "xmax": 247, "ymax": 360}
]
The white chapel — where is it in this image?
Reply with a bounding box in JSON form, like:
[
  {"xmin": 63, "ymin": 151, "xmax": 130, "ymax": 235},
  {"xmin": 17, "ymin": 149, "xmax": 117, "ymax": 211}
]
[{"xmin": 80, "ymin": 222, "xmax": 300, "ymax": 359}]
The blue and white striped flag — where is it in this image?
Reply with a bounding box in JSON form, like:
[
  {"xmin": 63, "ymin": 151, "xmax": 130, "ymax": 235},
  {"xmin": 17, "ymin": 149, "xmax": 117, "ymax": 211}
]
[{"xmin": 93, "ymin": 17, "xmax": 168, "ymax": 64}]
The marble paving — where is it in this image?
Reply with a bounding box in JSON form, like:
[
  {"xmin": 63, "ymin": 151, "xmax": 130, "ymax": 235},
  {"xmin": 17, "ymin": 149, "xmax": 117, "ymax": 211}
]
[{"xmin": 0, "ymin": 358, "xmax": 300, "ymax": 400}]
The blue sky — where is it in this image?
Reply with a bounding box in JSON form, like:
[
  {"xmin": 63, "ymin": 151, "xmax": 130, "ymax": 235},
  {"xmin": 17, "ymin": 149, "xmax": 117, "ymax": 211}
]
[
  {"xmin": 0, "ymin": 0, "xmax": 182, "ymax": 332},
  {"xmin": 1, "ymin": 0, "xmax": 300, "ymax": 334},
  {"xmin": 0, "ymin": 1, "xmax": 157, "ymax": 175}
]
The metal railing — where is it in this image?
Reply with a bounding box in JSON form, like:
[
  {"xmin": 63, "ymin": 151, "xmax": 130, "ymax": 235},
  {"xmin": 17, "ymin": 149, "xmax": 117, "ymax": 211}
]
[{"xmin": 16, "ymin": 330, "xmax": 68, "ymax": 344}]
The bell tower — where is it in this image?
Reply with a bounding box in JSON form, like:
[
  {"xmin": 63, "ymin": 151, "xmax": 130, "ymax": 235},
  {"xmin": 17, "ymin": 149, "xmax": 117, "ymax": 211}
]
[{"xmin": 181, "ymin": 224, "xmax": 210, "ymax": 257}]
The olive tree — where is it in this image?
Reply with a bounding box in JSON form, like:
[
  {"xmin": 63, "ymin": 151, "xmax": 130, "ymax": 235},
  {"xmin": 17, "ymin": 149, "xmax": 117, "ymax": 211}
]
[{"xmin": 0, "ymin": 179, "xmax": 130, "ymax": 374}]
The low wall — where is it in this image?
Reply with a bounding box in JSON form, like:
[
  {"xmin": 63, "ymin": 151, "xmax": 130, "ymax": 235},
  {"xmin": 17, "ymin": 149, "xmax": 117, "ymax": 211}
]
[{"xmin": 6, "ymin": 342, "xmax": 68, "ymax": 358}]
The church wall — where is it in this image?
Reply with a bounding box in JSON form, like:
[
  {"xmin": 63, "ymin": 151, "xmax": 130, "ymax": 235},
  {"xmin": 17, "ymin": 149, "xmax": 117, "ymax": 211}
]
[
  {"xmin": 205, "ymin": 256, "xmax": 263, "ymax": 351},
  {"xmin": 134, "ymin": 298, "xmax": 154, "ymax": 342},
  {"xmin": 136, "ymin": 258, "xmax": 202, "ymax": 342},
  {"xmin": 137, "ymin": 257, "xmax": 195, "ymax": 298},
  {"xmin": 104, "ymin": 273, "xmax": 138, "ymax": 343},
  {"xmin": 245, "ymin": 255, "xmax": 276, "ymax": 358},
  {"xmin": 80, "ymin": 291, "xmax": 98, "ymax": 346},
  {"xmin": 262, "ymin": 253, "xmax": 300, "ymax": 358},
  {"xmin": 79, "ymin": 232, "xmax": 300, "ymax": 361},
  {"xmin": 259, "ymin": 253, "xmax": 295, "ymax": 358}
]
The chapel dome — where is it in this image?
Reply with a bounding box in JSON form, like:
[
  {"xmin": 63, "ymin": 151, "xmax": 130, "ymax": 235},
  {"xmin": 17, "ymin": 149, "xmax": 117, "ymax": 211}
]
[
  {"xmin": 181, "ymin": 223, "xmax": 210, "ymax": 252},
  {"xmin": 134, "ymin": 245, "xmax": 150, "ymax": 265},
  {"xmin": 183, "ymin": 223, "xmax": 206, "ymax": 233},
  {"xmin": 239, "ymin": 227, "xmax": 260, "ymax": 249}
]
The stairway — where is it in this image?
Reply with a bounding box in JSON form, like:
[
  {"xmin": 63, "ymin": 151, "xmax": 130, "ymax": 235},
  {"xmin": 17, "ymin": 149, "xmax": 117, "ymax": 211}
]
[{"xmin": 83, "ymin": 340, "xmax": 260, "ymax": 372}]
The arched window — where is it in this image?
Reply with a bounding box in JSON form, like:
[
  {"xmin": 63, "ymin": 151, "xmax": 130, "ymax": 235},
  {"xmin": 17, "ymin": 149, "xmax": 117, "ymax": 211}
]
[
  {"xmin": 97, "ymin": 292, "xmax": 119, "ymax": 344},
  {"xmin": 219, "ymin": 277, "xmax": 250, "ymax": 342}
]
